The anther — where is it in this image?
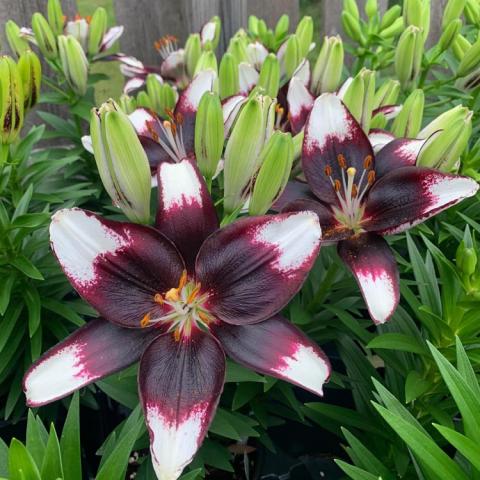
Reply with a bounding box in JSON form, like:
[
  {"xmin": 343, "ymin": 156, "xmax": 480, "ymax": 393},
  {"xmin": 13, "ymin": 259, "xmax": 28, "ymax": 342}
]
[
  {"xmin": 186, "ymin": 284, "xmax": 201, "ymax": 304},
  {"xmin": 154, "ymin": 293, "xmax": 164, "ymax": 304},
  {"xmin": 175, "ymin": 112, "xmax": 184, "ymax": 126},
  {"xmin": 334, "ymin": 179, "xmax": 341, "ymax": 191},
  {"xmin": 165, "ymin": 288, "xmax": 180, "ymax": 302},
  {"xmin": 367, "ymin": 170, "xmax": 376, "ymax": 184},
  {"xmin": 198, "ymin": 311, "xmax": 211, "ymax": 324},
  {"xmin": 352, "ymin": 184, "xmax": 358, "ymax": 198},
  {"xmin": 337, "ymin": 154, "xmax": 346, "ymax": 169},
  {"xmin": 178, "ymin": 270, "xmax": 188, "ymax": 290},
  {"xmin": 174, "ymin": 328, "xmax": 181, "ymax": 342},
  {"xmin": 324, "ymin": 165, "xmax": 332, "ymax": 176},
  {"xmin": 140, "ymin": 312, "xmax": 151, "ymax": 328},
  {"xmin": 364, "ymin": 155, "xmax": 373, "ymax": 169}
]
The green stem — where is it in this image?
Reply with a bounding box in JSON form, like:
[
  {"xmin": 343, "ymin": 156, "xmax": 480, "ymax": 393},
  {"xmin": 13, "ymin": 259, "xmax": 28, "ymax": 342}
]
[
  {"xmin": 307, "ymin": 262, "xmax": 340, "ymax": 312},
  {"xmin": 0, "ymin": 143, "xmax": 9, "ymax": 167},
  {"xmin": 42, "ymin": 77, "xmax": 70, "ymax": 98}
]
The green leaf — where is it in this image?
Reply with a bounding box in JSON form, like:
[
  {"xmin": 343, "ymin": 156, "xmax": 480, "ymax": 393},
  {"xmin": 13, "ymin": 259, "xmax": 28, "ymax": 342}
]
[
  {"xmin": 9, "ymin": 213, "xmax": 50, "ymax": 229},
  {"xmin": 335, "ymin": 460, "xmax": 380, "ymax": 480},
  {"xmin": 40, "ymin": 424, "xmax": 64, "ymax": 480},
  {"xmin": 12, "ymin": 184, "xmax": 33, "ymax": 220},
  {"xmin": 0, "ymin": 275, "xmax": 15, "ymax": 315},
  {"xmin": 25, "ymin": 286, "xmax": 41, "ymax": 337},
  {"xmin": 26, "ymin": 410, "xmax": 47, "ymax": 469},
  {"xmin": 10, "ymin": 255, "xmax": 44, "ymax": 280},
  {"xmin": 60, "ymin": 392, "xmax": 82, "ymax": 480},
  {"xmin": 367, "ymin": 333, "xmax": 429, "ymax": 355},
  {"xmin": 405, "ymin": 371, "xmax": 431, "ymax": 403},
  {"xmin": 0, "ymin": 438, "xmax": 8, "ymax": 476},
  {"xmin": 9, "ymin": 439, "xmax": 41, "ymax": 480},
  {"xmin": 225, "ymin": 360, "xmax": 266, "ymax": 383},
  {"xmin": 455, "ymin": 337, "xmax": 480, "ymax": 399},
  {"xmin": 179, "ymin": 468, "xmax": 203, "ymax": 479}
]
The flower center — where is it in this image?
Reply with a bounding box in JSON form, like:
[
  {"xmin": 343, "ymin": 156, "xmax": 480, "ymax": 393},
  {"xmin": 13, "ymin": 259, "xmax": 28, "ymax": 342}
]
[
  {"xmin": 140, "ymin": 270, "xmax": 213, "ymax": 340},
  {"xmin": 325, "ymin": 154, "xmax": 376, "ymax": 231},
  {"xmin": 154, "ymin": 35, "xmax": 179, "ymax": 60},
  {"xmin": 147, "ymin": 110, "xmax": 187, "ymax": 163}
]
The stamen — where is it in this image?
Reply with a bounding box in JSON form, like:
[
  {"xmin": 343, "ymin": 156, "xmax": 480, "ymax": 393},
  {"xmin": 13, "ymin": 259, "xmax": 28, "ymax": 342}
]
[
  {"xmin": 324, "ymin": 165, "xmax": 332, "ymax": 176},
  {"xmin": 186, "ymin": 284, "xmax": 201, "ymax": 304},
  {"xmin": 368, "ymin": 170, "xmax": 376, "ymax": 184},
  {"xmin": 337, "ymin": 154, "xmax": 346, "ymax": 169},
  {"xmin": 352, "ymin": 184, "xmax": 358, "ymax": 198},
  {"xmin": 154, "ymin": 293, "xmax": 164, "ymax": 304},
  {"xmin": 178, "ymin": 270, "xmax": 188, "ymax": 290},
  {"xmin": 363, "ymin": 155, "xmax": 373, "ymax": 169},
  {"xmin": 334, "ymin": 179, "xmax": 341, "ymax": 191},
  {"xmin": 198, "ymin": 311, "xmax": 211, "ymax": 324},
  {"xmin": 174, "ymin": 328, "xmax": 181, "ymax": 342},
  {"xmin": 140, "ymin": 312, "xmax": 151, "ymax": 328},
  {"xmin": 165, "ymin": 288, "xmax": 180, "ymax": 302}
]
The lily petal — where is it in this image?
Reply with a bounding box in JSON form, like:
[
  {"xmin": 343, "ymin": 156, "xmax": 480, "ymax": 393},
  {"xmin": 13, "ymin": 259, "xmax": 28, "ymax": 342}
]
[
  {"xmin": 156, "ymin": 158, "xmax": 219, "ymax": 270},
  {"xmin": 23, "ymin": 319, "xmax": 159, "ymax": 407},
  {"xmin": 292, "ymin": 59, "xmax": 311, "ymax": 87},
  {"xmin": 287, "ymin": 77, "xmax": 314, "ymax": 135},
  {"xmin": 50, "ymin": 208, "xmax": 184, "ymax": 328},
  {"xmin": 368, "ymin": 129, "xmax": 395, "ymax": 153},
  {"xmin": 81, "ymin": 135, "xmax": 93, "ymax": 154},
  {"xmin": 213, "ymin": 314, "xmax": 330, "ymax": 395},
  {"xmin": 372, "ymin": 104, "xmax": 401, "ymax": 121},
  {"xmin": 238, "ymin": 62, "xmax": 259, "ymax": 95},
  {"xmin": 196, "ymin": 212, "xmax": 321, "ymax": 325},
  {"xmin": 338, "ymin": 234, "xmax": 399, "ymax": 324},
  {"xmin": 303, "ymin": 93, "xmax": 374, "ymax": 205},
  {"xmin": 139, "ymin": 329, "xmax": 225, "ymax": 480},
  {"xmin": 100, "ymin": 26, "xmax": 124, "ymax": 52},
  {"xmin": 124, "ymin": 77, "xmax": 146, "ymax": 94},
  {"xmin": 246, "ymin": 42, "xmax": 269, "ymax": 69},
  {"xmin": 272, "ymin": 180, "xmax": 317, "ymax": 211},
  {"xmin": 160, "ymin": 49, "xmax": 186, "ymax": 81},
  {"xmin": 363, "ymin": 167, "xmax": 479, "ymax": 235},
  {"xmin": 222, "ymin": 94, "xmax": 247, "ymax": 137}
]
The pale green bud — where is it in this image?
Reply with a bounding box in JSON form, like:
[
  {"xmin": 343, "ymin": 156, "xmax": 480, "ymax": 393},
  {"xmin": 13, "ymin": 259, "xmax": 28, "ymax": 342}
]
[
  {"xmin": 118, "ymin": 94, "xmax": 137, "ymax": 114},
  {"xmin": 452, "ymin": 34, "xmax": 471, "ymax": 61},
  {"xmin": 379, "ymin": 17, "xmax": 404, "ymax": 39},
  {"xmin": 394, "ymin": 25, "xmax": 423, "ymax": 89},
  {"xmin": 418, "ymin": 105, "xmax": 466, "ymax": 138},
  {"xmin": 311, "ymin": 36, "xmax": 344, "ymax": 95},
  {"xmin": 223, "ymin": 94, "xmax": 275, "ymax": 213},
  {"xmin": 146, "ymin": 74, "xmax": 177, "ymax": 118},
  {"xmin": 17, "ymin": 50, "xmax": 41, "ymax": 110},
  {"xmin": 58, "ymin": 35, "xmax": 89, "ymax": 96},
  {"xmin": 194, "ymin": 50, "xmax": 218, "ymax": 76},
  {"xmin": 248, "ymin": 15, "xmax": 259, "ymax": 36},
  {"xmin": 90, "ymin": 100, "xmax": 151, "ymax": 223},
  {"xmin": 342, "ymin": 68, "xmax": 375, "ymax": 133},
  {"xmin": 365, "ymin": 0, "xmax": 379, "ymax": 19},
  {"xmin": 438, "ymin": 19, "xmax": 462, "ymax": 53},
  {"xmin": 373, "ymin": 79, "xmax": 400, "ymax": 108},
  {"xmin": 403, "ymin": 0, "xmax": 424, "ymax": 28},
  {"xmin": 249, "ymin": 131, "xmax": 294, "ymax": 216},
  {"xmin": 380, "ymin": 5, "xmax": 402, "ymax": 29},
  {"xmin": 344, "ymin": 0, "xmax": 360, "ymax": 20},
  {"xmin": 275, "ymin": 14, "xmax": 290, "ymax": 41},
  {"xmin": 5, "ymin": 21, "xmax": 30, "ymax": 57},
  {"xmin": 457, "ymin": 37, "xmax": 480, "ymax": 76},
  {"xmin": 283, "ymin": 35, "xmax": 301, "ymax": 80},
  {"xmin": 341, "ymin": 11, "xmax": 365, "ymax": 45},
  {"xmin": 257, "ymin": 20, "xmax": 268, "ymax": 38},
  {"xmin": 295, "ymin": 16, "xmax": 313, "ymax": 58},
  {"xmin": 228, "ymin": 37, "xmax": 248, "ymax": 65},
  {"xmin": 0, "ymin": 56, "xmax": 24, "ymax": 144},
  {"xmin": 195, "ymin": 92, "xmax": 224, "ymax": 180},
  {"xmin": 203, "ymin": 16, "xmax": 221, "ymax": 50},
  {"xmin": 465, "ymin": 0, "xmax": 480, "ymax": 24},
  {"xmin": 185, "ymin": 34, "xmax": 201, "ymax": 78},
  {"xmin": 258, "ymin": 54, "xmax": 280, "ymax": 98},
  {"xmin": 219, "ymin": 53, "xmax": 239, "ymax": 100},
  {"xmin": 442, "ymin": 0, "xmax": 466, "ymax": 28},
  {"xmin": 136, "ymin": 91, "xmax": 152, "ymax": 109},
  {"xmin": 391, "ymin": 88, "xmax": 424, "ymax": 137},
  {"xmin": 88, "ymin": 7, "xmax": 108, "ymax": 57},
  {"xmin": 457, "ymin": 231, "xmax": 477, "ymax": 276},
  {"xmin": 47, "ymin": 0, "xmax": 64, "ymax": 36},
  {"xmin": 32, "ymin": 13, "xmax": 58, "ymax": 60}
]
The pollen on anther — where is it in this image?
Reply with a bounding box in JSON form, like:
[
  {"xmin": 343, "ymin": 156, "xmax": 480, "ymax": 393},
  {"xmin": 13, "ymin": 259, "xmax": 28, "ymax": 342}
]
[
  {"xmin": 368, "ymin": 170, "xmax": 376, "ymax": 184},
  {"xmin": 165, "ymin": 287, "xmax": 180, "ymax": 302},
  {"xmin": 337, "ymin": 154, "xmax": 346, "ymax": 169},
  {"xmin": 140, "ymin": 312, "xmax": 151, "ymax": 328},
  {"xmin": 174, "ymin": 328, "xmax": 181, "ymax": 342},
  {"xmin": 175, "ymin": 112, "xmax": 184, "ymax": 126},
  {"xmin": 154, "ymin": 293, "xmax": 164, "ymax": 304},
  {"xmin": 334, "ymin": 179, "xmax": 341, "ymax": 191},
  {"xmin": 178, "ymin": 270, "xmax": 188, "ymax": 290},
  {"xmin": 324, "ymin": 165, "xmax": 332, "ymax": 176},
  {"xmin": 352, "ymin": 184, "xmax": 358, "ymax": 197},
  {"xmin": 364, "ymin": 155, "xmax": 373, "ymax": 169},
  {"xmin": 186, "ymin": 284, "xmax": 201, "ymax": 304}
]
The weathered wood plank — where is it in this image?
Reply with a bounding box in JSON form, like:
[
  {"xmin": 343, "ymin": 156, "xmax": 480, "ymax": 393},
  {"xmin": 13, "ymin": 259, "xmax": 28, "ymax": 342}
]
[{"xmin": 247, "ymin": 0, "xmax": 300, "ymax": 31}]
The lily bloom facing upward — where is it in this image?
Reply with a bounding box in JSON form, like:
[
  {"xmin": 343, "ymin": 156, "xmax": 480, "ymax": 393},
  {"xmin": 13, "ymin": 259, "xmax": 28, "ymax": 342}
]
[
  {"xmin": 280, "ymin": 93, "xmax": 478, "ymax": 325},
  {"xmin": 23, "ymin": 159, "xmax": 330, "ymax": 480}
]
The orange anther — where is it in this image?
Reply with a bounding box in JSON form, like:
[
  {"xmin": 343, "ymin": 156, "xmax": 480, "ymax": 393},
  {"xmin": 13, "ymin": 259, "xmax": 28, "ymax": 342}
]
[
  {"xmin": 364, "ymin": 155, "xmax": 373, "ymax": 169},
  {"xmin": 140, "ymin": 312, "xmax": 151, "ymax": 328},
  {"xmin": 198, "ymin": 311, "xmax": 211, "ymax": 324},
  {"xmin": 154, "ymin": 293, "xmax": 164, "ymax": 304},
  {"xmin": 165, "ymin": 108, "xmax": 174, "ymax": 120},
  {"xmin": 352, "ymin": 184, "xmax": 358, "ymax": 198},
  {"xmin": 337, "ymin": 154, "xmax": 346, "ymax": 169},
  {"xmin": 178, "ymin": 270, "xmax": 188, "ymax": 290},
  {"xmin": 334, "ymin": 179, "xmax": 341, "ymax": 191},
  {"xmin": 187, "ymin": 284, "xmax": 202, "ymax": 304},
  {"xmin": 165, "ymin": 287, "xmax": 180, "ymax": 302},
  {"xmin": 175, "ymin": 112, "xmax": 184, "ymax": 126},
  {"xmin": 324, "ymin": 165, "xmax": 332, "ymax": 176},
  {"xmin": 174, "ymin": 328, "xmax": 181, "ymax": 342},
  {"xmin": 367, "ymin": 170, "xmax": 376, "ymax": 184}
]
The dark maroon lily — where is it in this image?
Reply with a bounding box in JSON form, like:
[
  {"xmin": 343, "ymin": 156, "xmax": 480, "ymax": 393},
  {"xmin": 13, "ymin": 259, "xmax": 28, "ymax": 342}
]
[
  {"xmin": 23, "ymin": 159, "xmax": 329, "ymax": 479},
  {"xmin": 279, "ymin": 93, "xmax": 478, "ymax": 324}
]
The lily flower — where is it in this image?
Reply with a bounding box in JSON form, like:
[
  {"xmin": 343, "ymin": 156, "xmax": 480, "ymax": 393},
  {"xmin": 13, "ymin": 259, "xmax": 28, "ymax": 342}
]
[
  {"xmin": 23, "ymin": 158, "xmax": 330, "ymax": 480},
  {"xmin": 279, "ymin": 93, "xmax": 478, "ymax": 324}
]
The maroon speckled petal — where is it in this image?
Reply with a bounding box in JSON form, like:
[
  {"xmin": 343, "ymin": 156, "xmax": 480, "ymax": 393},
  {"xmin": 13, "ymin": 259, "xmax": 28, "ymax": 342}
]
[{"xmin": 272, "ymin": 180, "xmax": 317, "ymax": 211}]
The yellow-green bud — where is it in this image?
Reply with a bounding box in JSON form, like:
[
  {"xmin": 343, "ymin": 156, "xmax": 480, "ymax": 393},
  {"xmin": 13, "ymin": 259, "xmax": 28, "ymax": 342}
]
[
  {"xmin": 219, "ymin": 53, "xmax": 239, "ymax": 100},
  {"xmin": 203, "ymin": 16, "xmax": 221, "ymax": 50},
  {"xmin": 365, "ymin": 0, "xmax": 379, "ymax": 19},
  {"xmin": 47, "ymin": 0, "xmax": 64, "ymax": 36},
  {"xmin": 228, "ymin": 37, "xmax": 248, "ymax": 65},
  {"xmin": 32, "ymin": 13, "xmax": 58, "ymax": 60},
  {"xmin": 194, "ymin": 50, "xmax": 218, "ymax": 76},
  {"xmin": 88, "ymin": 7, "xmax": 108, "ymax": 57},
  {"xmin": 403, "ymin": 0, "xmax": 424, "ymax": 28},
  {"xmin": 248, "ymin": 15, "xmax": 259, "ymax": 36},
  {"xmin": 341, "ymin": 11, "xmax": 365, "ymax": 45},
  {"xmin": 58, "ymin": 35, "xmax": 89, "ymax": 96},
  {"xmin": 344, "ymin": 0, "xmax": 360, "ymax": 20},
  {"xmin": 5, "ymin": 21, "xmax": 30, "ymax": 57},
  {"xmin": 274, "ymin": 14, "xmax": 290, "ymax": 41},
  {"xmin": 145, "ymin": 74, "xmax": 171, "ymax": 116},
  {"xmin": 17, "ymin": 50, "xmax": 41, "ymax": 110},
  {"xmin": 249, "ymin": 131, "xmax": 294, "ymax": 216},
  {"xmin": 438, "ymin": 19, "xmax": 462, "ymax": 53},
  {"xmin": 442, "ymin": 0, "xmax": 466, "ymax": 28},
  {"xmin": 258, "ymin": 54, "xmax": 280, "ymax": 98},
  {"xmin": 136, "ymin": 91, "xmax": 152, "ymax": 109},
  {"xmin": 391, "ymin": 88, "xmax": 424, "ymax": 137},
  {"xmin": 283, "ymin": 35, "xmax": 301, "ymax": 80},
  {"xmin": 465, "ymin": 0, "xmax": 480, "ymax": 24},
  {"xmin": 373, "ymin": 79, "xmax": 400, "ymax": 108},
  {"xmin": 457, "ymin": 236, "xmax": 477, "ymax": 276},
  {"xmin": 394, "ymin": 25, "xmax": 424, "ymax": 89},
  {"xmin": 195, "ymin": 92, "xmax": 224, "ymax": 180},
  {"xmin": 380, "ymin": 5, "xmax": 402, "ymax": 29},
  {"xmin": 185, "ymin": 34, "xmax": 201, "ymax": 78},
  {"xmin": 379, "ymin": 17, "xmax": 404, "ymax": 39},
  {"xmin": 452, "ymin": 34, "xmax": 471, "ymax": 61},
  {"xmin": 0, "ymin": 56, "xmax": 24, "ymax": 144},
  {"xmin": 295, "ymin": 16, "xmax": 313, "ymax": 58},
  {"xmin": 90, "ymin": 100, "xmax": 151, "ymax": 223},
  {"xmin": 457, "ymin": 37, "xmax": 480, "ymax": 76},
  {"xmin": 118, "ymin": 94, "xmax": 137, "ymax": 114},
  {"xmin": 311, "ymin": 35, "xmax": 344, "ymax": 95}
]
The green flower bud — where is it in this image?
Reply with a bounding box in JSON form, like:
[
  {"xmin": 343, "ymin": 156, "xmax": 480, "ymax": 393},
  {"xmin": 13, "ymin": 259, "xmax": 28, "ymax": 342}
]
[
  {"xmin": 224, "ymin": 94, "xmax": 275, "ymax": 213},
  {"xmin": 32, "ymin": 13, "xmax": 58, "ymax": 60},
  {"xmin": 391, "ymin": 88, "xmax": 424, "ymax": 137},
  {"xmin": 195, "ymin": 92, "xmax": 224, "ymax": 180},
  {"xmin": 373, "ymin": 79, "xmax": 400, "ymax": 108},
  {"xmin": 146, "ymin": 74, "xmax": 177, "ymax": 118},
  {"xmin": 88, "ymin": 7, "xmax": 108, "ymax": 57},
  {"xmin": 341, "ymin": 11, "xmax": 365, "ymax": 45},
  {"xmin": 418, "ymin": 105, "xmax": 466, "ymax": 138},
  {"xmin": 249, "ymin": 131, "xmax": 294, "ymax": 216},
  {"xmin": 379, "ymin": 17, "xmax": 404, "ymax": 39},
  {"xmin": 283, "ymin": 35, "xmax": 301, "ymax": 80},
  {"xmin": 248, "ymin": 15, "xmax": 259, "ymax": 36},
  {"xmin": 136, "ymin": 91, "xmax": 152, "ymax": 109},
  {"xmin": 118, "ymin": 94, "xmax": 137, "ymax": 114},
  {"xmin": 456, "ymin": 240, "xmax": 477, "ymax": 276},
  {"xmin": 380, "ymin": 5, "xmax": 402, "ymax": 30},
  {"xmin": 219, "ymin": 53, "xmax": 239, "ymax": 99},
  {"xmin": 90, "ymin": 100, "xmax": 151, "ymax": 223},
  {"xmin": 452, "ymin": 34, "xmax": 471, "ymax": 60},
  {"xmin": 17, "ymin": 50, "xmax": 41, "ymax": 110},
  {"xmin": 344, "ymin": 0, "xmax": 360, "ymax": 20},
  {"xmin": 258, "ymin": 53, "xmax": 280, "ymax": 98},
  {"xmin": 442, "ymin": 0, "xmax": 466, "ymax": 28},
  {"xmin": 365, "ymin": 0, "xmax": 378, "ymax": 19},
  {"xmin": 194, "ymin": 50, "xmax": 218, "ymax": 76},
  {"xmin": 457, "ymin": 37, "xmax": 480, "ymax": 76},
  {"xmin": 257, "ymin": 20, "xmax": 268, "ymax": 38},
  {"xmin": 0, "ymin": 56, "xmax": 24, "ymax": 144},
  {"xmin": 274, "ymin": 14, "xmax": 290, "ymax": 41},
  {"xmin": 185, "ymin": 34, "xmax": 201, "ymax": 78},
  {"xmin": 47, "ymin": 0, "xmax": 64, "ymax": 36},
  {"xmin": 295, "ymin": 16, "xmax": 313, "ymax": 58},
  {"xmin": 403, "ymin": 0, "xmax": 423, "ymax": 28},
  {"xmin": 203, "ymin": 16, "xmax": 221, "ymax": 50},
  {"xmin": 58, "ymin": 35, "xmax": 89, "ymax": 96},
  {"xmin": 5, "ymin": 21, "xmax": 30, "ymax": 57},
  {"xmin": 342, "ymin": 68, "xmax": 375, "ymax": 133},
  {"xmin": 228, "ymin": 37, "xmax": 248, "ymax": 64},
  {"xmin": 438, "ymin": 19, "xmax": 462, "ymax": 53},
  {"xmin": 394, "ymin": 25, "xmax": 424, "ymax": 89},
  {"xmin": 311, "ymin": 36, "xmax": 344, "ymax": 95},
  {"xmin": 465, "ymin": 0, "xmax": 480, "ymax": 24}
]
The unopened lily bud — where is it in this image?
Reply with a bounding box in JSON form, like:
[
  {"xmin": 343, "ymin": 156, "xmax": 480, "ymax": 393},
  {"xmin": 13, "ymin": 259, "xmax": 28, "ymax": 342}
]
[
  {"xmin": 194, "ymin": 50, "xmax": 218, "ymax": 76},
  {"xmin": 439, "ymin": 19, "xmax": 462, "ymax": 53},
  {"xmin": 380, "ymin": 5, "xmax": 402, "ymax": 29},
  {"xmin": 457, "ymin": 37, "xmax": 480, "ymax": 76},
  {"xmin": 344, "ymin": 0, "xmax": 360, "ymax": 20},
  {"xmin": 32, "ymin": 13, "xmax": 58, "ymax": 60},
  {"xmin": 394, "ymin": 25, "xmax": 423, "ymax": 89},
  {"xmin": 145, "ymin": 74, "xmax": 173, "ymax": 117},
  {"xmin": 418, "ymin": 107, "xmax": 472, "ymax": 171},
  {"xmin": 311, "ymin": 36, "xmax": 344, "ymax": 95},
  {"xmin": 136, "ymin": 91, "xmax": 152, "ymax": 109},
  {"xmin": 90, "ymin": 100, "xmax": 151, "ymax": 223},
  {"xmin": 442, "ymin": 0, "xmax": 466, "ymax": 28},
  {"xmin": 465, "ymin": 0, "xmax": 480, "ymax": 24},
  {"xmin": 88, "ymin": 7, "xmax": 108, "ymax": 57},
  {"xmin": 452, "ymin": 34, "xmax": 471, "ymax": 60},
  {"xmin": 341, "ymin": 11, "xmax": 365, "ymax": 45},
  {"xmin": 58, "ymin": 35, "xmax": 89, "ymax": 96},
  {"xmin": 5, "ymin": 21, "xmax": 30, "ymax": 57},
  {"xmin": 0, "ymin": 56, "xmax": 24, "ymax": 144},
  {"xmin": 403, "ymin": 0, "xmax": 423, "ymax": 28},
  {"xmin": 418, "ymin": 105, "xmax": 466, "ymax": 138},
  {"xmin": 219, "ymin": 53, "xmax": 239, "ymax": 99},
  {"xmin": 47, "ymin": 0, "xmax": 64, "ymax": 36},
  {"xmin": 202, "ymin": 16, "xmax": 221, "ymax": 50},
  {"xmin": 457, "ymin": 235, "xmax": 477, "ymax": 276},
  {"xmin": 118, "ymin": 94, "xmax": 137, "ymax": 114},
  {"xmin": 373, "ymin": 79, "xmax": 400, "ymax": 108},
  {"xmin": 342, "ymin": 68, "xmax": 375, "ymax": 133},
  {"xmin": 64, "ymin": 18, "xmax": 89, "ymax": 51},
  {"xmin": 275, "ymin": 15, "xmax": 290, "ymax": 40},
  {"xmin": 224, "ymin": 94, "xmax": 275, "ymax": 213},
  {"xmin": 391, "ymin": 88, "xmax": 424, "ymax": 137},
  {"xmin": 258, "ymin": 54, "xmax": 280, "ymax": 98},
  {"xmin": 17, "ymin": 50, "xmax": 41, "ymax": 110},
  {"xmin": 295, "ymin": 16, "xmax": 313, "ymax": 58},
  {"xmin": 365, "ymin": 0, "xmax": 378, "ymax": 18},
  {"xmin": 283, "ymin": 35, "xmax": 301, "ymax": 80},
  {"xmin": 379, "ymin": 17, "xmax": 404, "ymax": 39},
  {"xmin": 257, "ymin": 20, "xmax": 267, "ymax": 38},
  {"xmin": 228, "ymin": 37, "xmax": 248, "ymax": 64},
  {"xmin": 248, "ymin": 15, "xmax": 259, "ymax": 36},
  {"xmin": 249, "ymin": 131, "xmax": 294, "ymax": 216},
  {"xmin": 195, "ymin": 92, "xmax": 224, "ymax": 180},
  {"xmin": 185, "ymin": 34, "xmax": 201, "ymax": 78}
]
